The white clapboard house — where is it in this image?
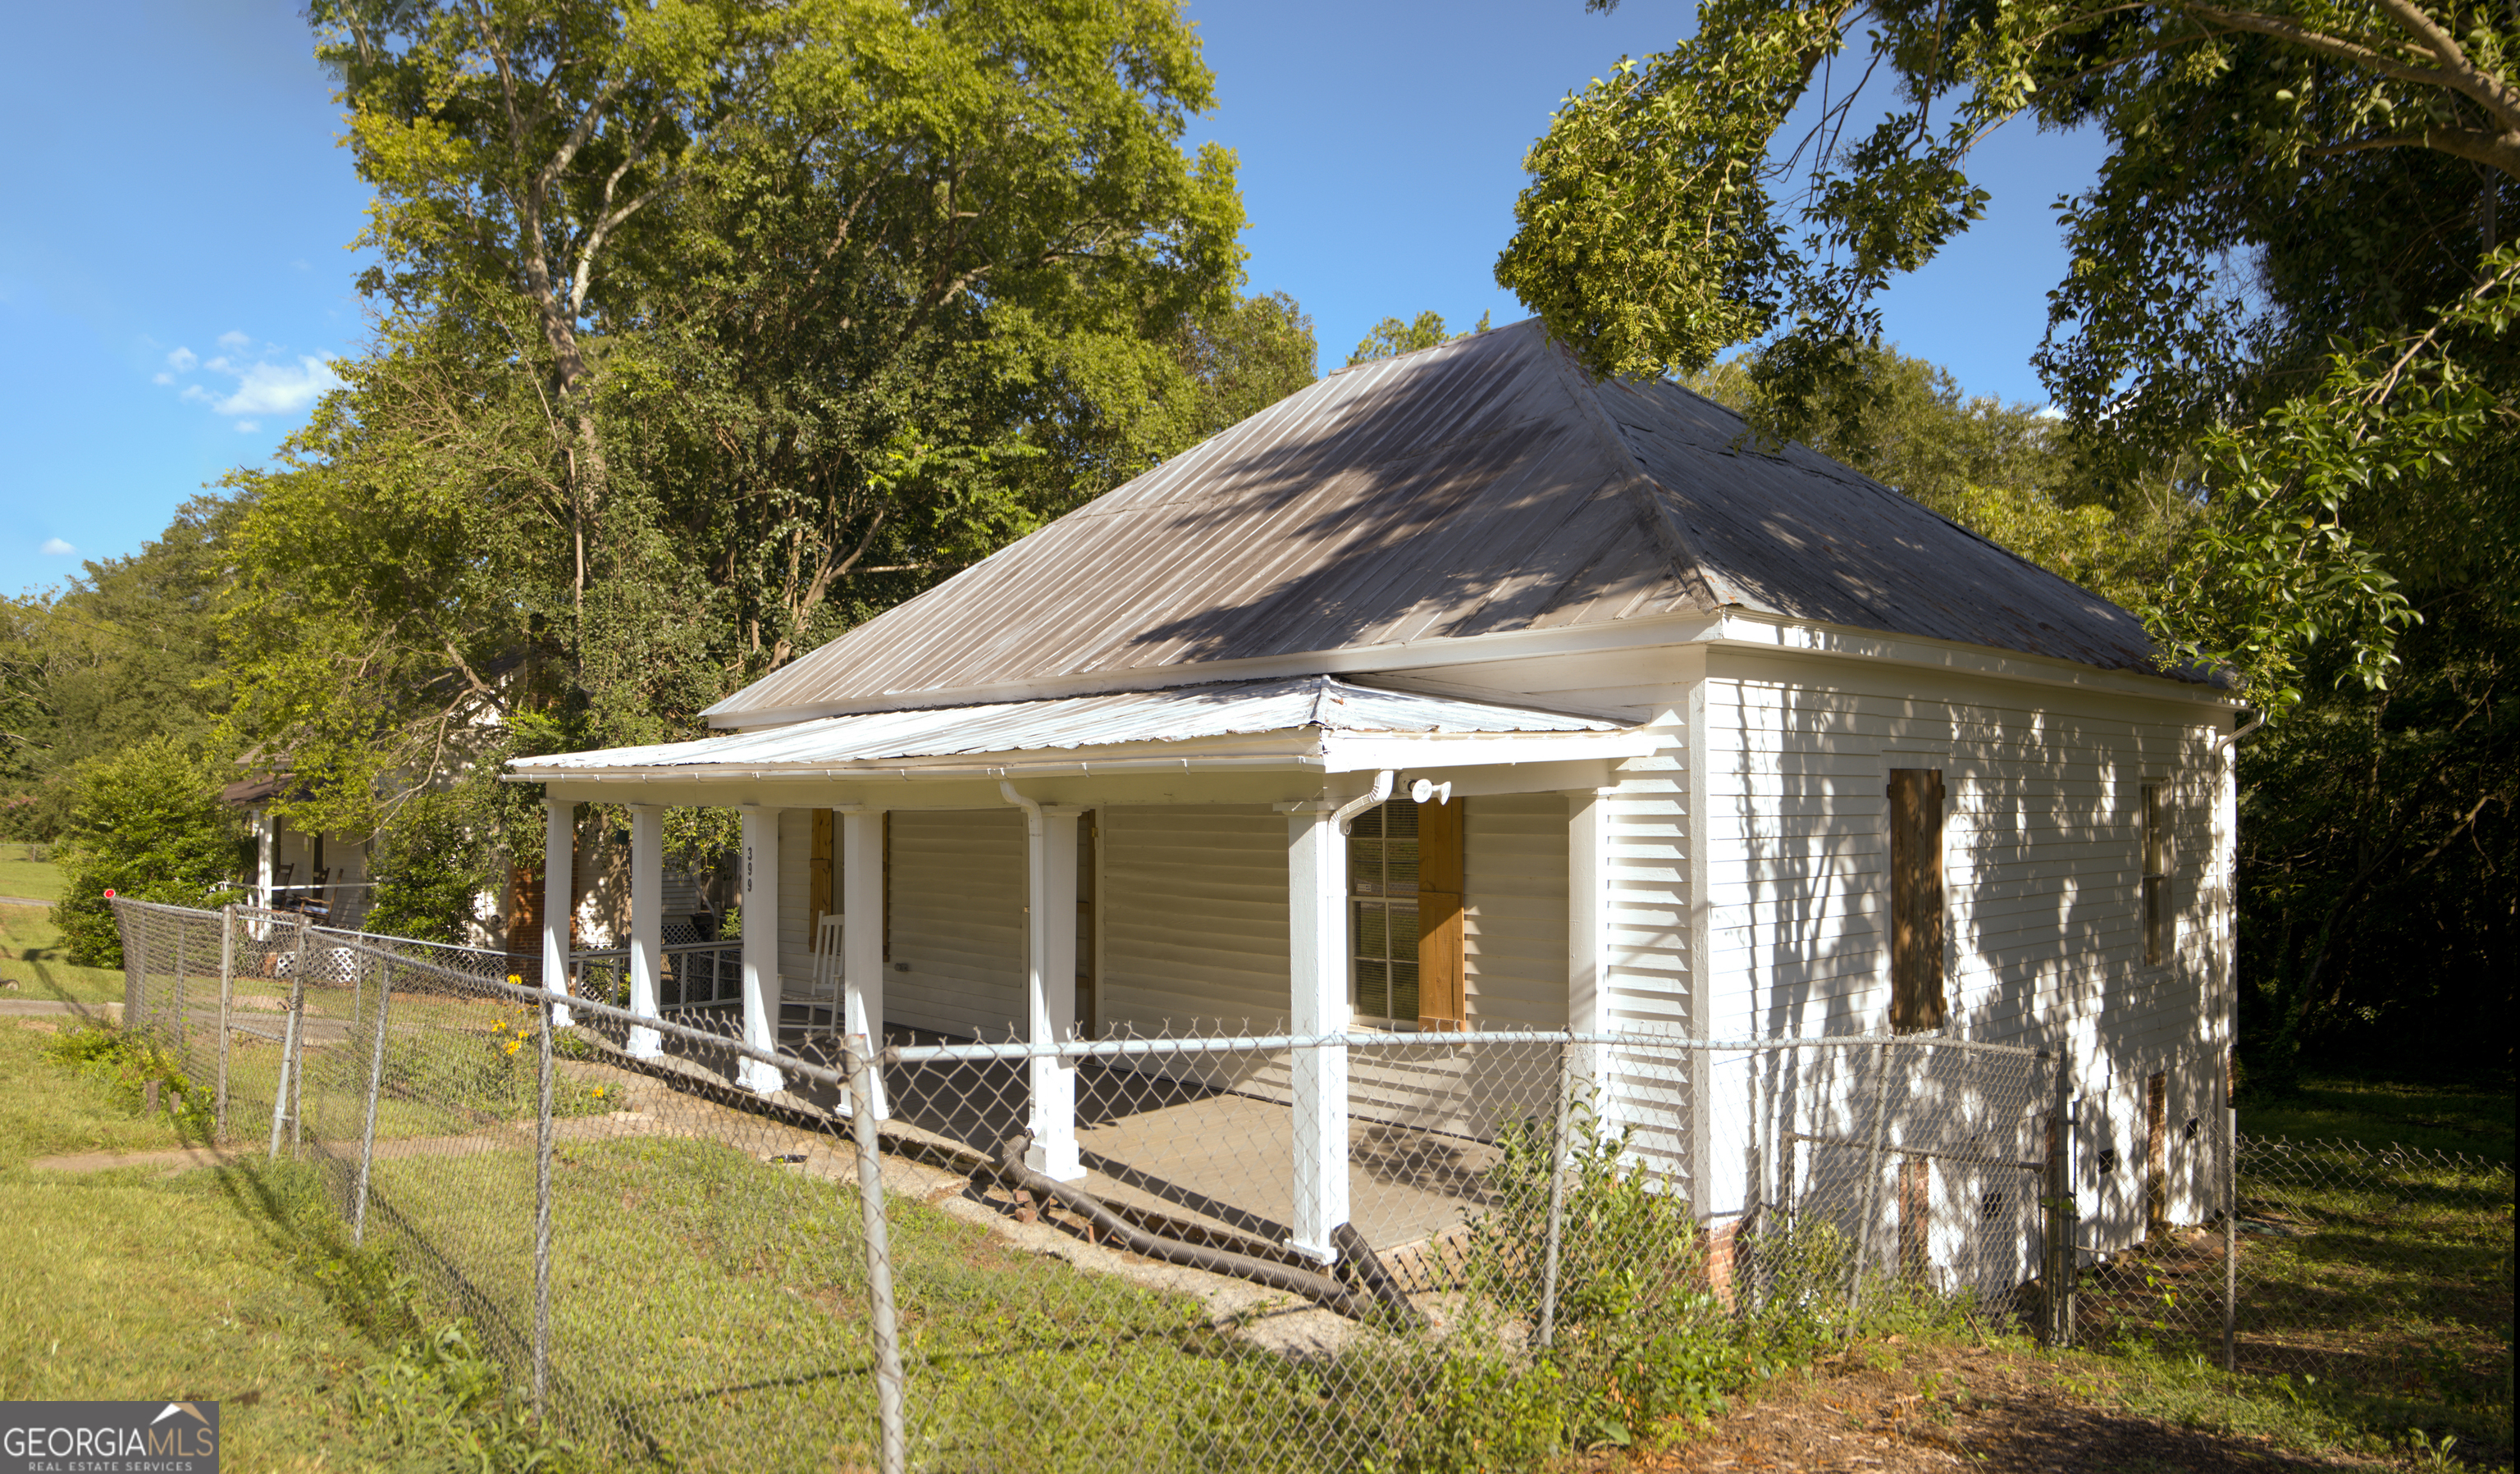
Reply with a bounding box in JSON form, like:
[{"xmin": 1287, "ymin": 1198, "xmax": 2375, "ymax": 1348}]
[{"xmin": 510, "ymin": 319, "xmax": 2239, "ymax": 1267}]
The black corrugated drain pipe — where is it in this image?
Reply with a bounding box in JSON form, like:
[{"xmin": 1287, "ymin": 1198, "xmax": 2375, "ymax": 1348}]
[{"xmin": 991, "ymin": 1135, "xmax": 1424, "ymax": 1329}]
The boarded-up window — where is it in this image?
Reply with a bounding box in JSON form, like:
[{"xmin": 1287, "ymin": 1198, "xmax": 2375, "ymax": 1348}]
[
  {"xmin": 1416, "ymin": 798, "xmax": 1465, "ymax": 1031},
  {"xmin": 2142, "ymin": 783, "xmax": 2171, "ymax": 966},
  {"xmin": 2145, "ymin": 1070, "xmax": 2170, "ymax": 1234},
  {"xmin": 1888, "ymin": 769, "xmax": 1947, "ymax": 1034}
]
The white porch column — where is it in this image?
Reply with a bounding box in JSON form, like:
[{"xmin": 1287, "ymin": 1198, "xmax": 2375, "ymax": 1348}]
[
  {"xmin": 1003, "ymin": 784, "xmax": 1084, "ymax": 1180},
  {"xmin": 541, "ymin": 799, "xmax": 574, "ymax": 1028},
  {"xmin": 1568, "ymin": 787, "xmax": 1616, "ymax": 1118},
  {"xmin": 840, "ymin": 807, "xmax": 888, "ymax": 1118},
  {"xmin": 737, "ymin": 806, "xmax": 783, "ymax": 1096},
  {"xmin": 254, "ymin": 809, "xmax": 276, "ymax": 911},
  {"xmin": 1285, "ymin": 800, "xmax": 1350, "ymax": 1262},
  {"xmin": 627, "ymin": 804, "xmax": 664, "ymax": 1059}
]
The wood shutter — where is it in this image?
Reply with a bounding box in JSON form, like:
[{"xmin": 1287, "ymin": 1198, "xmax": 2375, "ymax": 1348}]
[
  {"xmin": 808, "ymin": 810, "xmax": 835, "ymax": 940},
  {"xmin": 1888, "ymin": 769, "xmax": 1947, "ymax": 1034},
  {"xmin": 1416, "ymin": 797, "xmax": 1467, "ymax": 1031}
]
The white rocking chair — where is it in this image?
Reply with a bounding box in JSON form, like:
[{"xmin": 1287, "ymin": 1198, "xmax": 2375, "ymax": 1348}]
[{"xmin": 793, "ymin": 913, "xmax": 844, "ymax": 1039}]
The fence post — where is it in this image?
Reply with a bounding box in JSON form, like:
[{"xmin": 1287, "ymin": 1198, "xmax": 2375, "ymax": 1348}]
[
  {"xmin": 533, "ymin": 993, "xmax": 555, "ymax": 1422},
  {"xmin": 848, "ymin": 1034, "xmax": 907, "ymax": 1474},
  {"xmin": 1536, "ymin": 1038, "xmax": 1577, "ymax": 1352},
  {"xmin": 290, "ymin": 916, "xmax": 309, "ymax": 1150},
  {"xmin": 171, "ymin": 917, "xmax": 186, "ymax": 1054},
  {"xmin": 267, "ymin": 961, "xmax": 304, "ymax": 1163},
  {"xmin": 352, "ymin": 951, "xmax": 394, "ymax": 1247},
  {"xmin": 216, "ymin": 905, "xmax": 234, "ymax": 1140},
  {"xmin": 2222, "ymin": 1102, "xmax": 2238, "ymax": 1373},
  {"xmin": 2042, "ymin": 1048, "xmax": 2077, "ymax": 1347}
]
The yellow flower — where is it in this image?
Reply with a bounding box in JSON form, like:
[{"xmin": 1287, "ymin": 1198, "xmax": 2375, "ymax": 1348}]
[{"xmin": 504, "ymin": 1041, "xmax": 521, "ymax": 1056}]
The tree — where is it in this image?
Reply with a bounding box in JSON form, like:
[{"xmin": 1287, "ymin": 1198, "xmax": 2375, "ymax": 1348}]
[
  {"xmin": 1495, "ymin": 0, "xmax": 2517, "ymax": 705},
  {"xmin": 224, "ymin": 0, "xmax": 1267, "ymax": 896},
  {"xmin": 0, "ymin": 497, "xmax": 239, "ymax": 840},
  {"xmin": 50, "ymin": 737, "xmax": 248, "ymax": 968},
  {"xmin": 1347, "ymin": 309, "xmax": 1491, "ymax": 366}
]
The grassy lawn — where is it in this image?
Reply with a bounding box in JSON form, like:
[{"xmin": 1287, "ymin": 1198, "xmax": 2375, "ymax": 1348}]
[
  {"xmin": 2071, "ymin": 1070, "xmax": 2518, "ymax": 1468},
  {"xmin": 2, "ymin": 874, "xmax": 126, "ymax": 1006},
  {"xmin": 0, "ymin": 1021, "xmax": 556, "ymax": 1473},
  {"xmin": 2239, "ymin": 1071, "xmax": 2515, "ymax": 1163},
  {"xmin": 0, "ymin": 854, "xmax": 66, "ymax": 903}
]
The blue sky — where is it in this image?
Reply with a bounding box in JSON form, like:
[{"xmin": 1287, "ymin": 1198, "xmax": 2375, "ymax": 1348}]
[{"xmin": 0, "ymin": 0, "xmax": 2100, "ymax": 599}]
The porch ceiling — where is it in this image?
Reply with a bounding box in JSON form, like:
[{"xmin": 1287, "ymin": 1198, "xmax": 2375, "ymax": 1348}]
[{"xmin": 508, "ymin": 674, "xmax": 1655, "ymax": 784}]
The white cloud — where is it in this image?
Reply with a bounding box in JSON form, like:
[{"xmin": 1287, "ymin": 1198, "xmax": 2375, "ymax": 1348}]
[
  {"xmin": 166, "ymin": 346, "xmax": 198, "ymax": 372},
  {"xmin": 235, "ymin": 420, "xmax": 261, "ymax": 433},
  {"xmin": 153, "ymin": 372, "xmax": 174, "ymax": 386},
  {"xmin": 217, "ymin": 330, "xmax": 252, "ymax": 352},
  {"xmin": 208, "ymin": 355, "xmax": 342, "ymax": 416},
  {"xmin": 40, "ymin": 538, "xmax": 74, "ymax": 556},
  {"xmin": 179, "ymin": 384, "xmax": 215, "ymax": 405},
  {"xmin": 2034, "ymin": 404, "xmax": 2066, "ymax": 421}
]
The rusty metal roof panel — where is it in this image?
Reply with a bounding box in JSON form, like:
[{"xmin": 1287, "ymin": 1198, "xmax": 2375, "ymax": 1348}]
[
  {"xmin": 521, "ymin": 676, "xmax": 1618, "ymax": 771},
  {"xmin": 705, "ymin": 318, "xmax": 2176, "ymax": 724}
]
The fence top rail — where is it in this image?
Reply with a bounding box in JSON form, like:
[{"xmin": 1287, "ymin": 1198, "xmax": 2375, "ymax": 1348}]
[
  {"xmin": 888, "ymin": 1031, "xmax": 2052, "ymax": 1062},
  {"xmin": 114, "ymin": 899, "xmax": 2052, "ymax": 1075},
  {"xmin": 568, "ymin": 940, "xmax": 743, "ymax": 962},
  {"xmin": 112, "ymin": 897, "xmax": 858, "ymax": 1097}
]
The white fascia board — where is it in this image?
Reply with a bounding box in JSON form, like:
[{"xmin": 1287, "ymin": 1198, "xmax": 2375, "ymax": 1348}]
[
  {"xmin": 1705, "ymin": 610, "xmax": 2239, "ymax": 708},
  {"xmin": 1318, "ymin": 730, "xmax": 1665, "ymax": 773},
  {"xmin": 705, "ymin": 610, "xmax": 1725, "ymax": 729}
]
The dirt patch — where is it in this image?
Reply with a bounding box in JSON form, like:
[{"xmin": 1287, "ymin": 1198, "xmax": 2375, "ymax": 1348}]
[{"xmin": 1586, "ymin": 1338, "xmax": 2363, "ymax": 1473}]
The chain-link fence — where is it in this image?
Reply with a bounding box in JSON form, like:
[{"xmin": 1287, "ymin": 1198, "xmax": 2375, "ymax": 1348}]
[
  {"xmin": 2071, "ymin": 1131, "xmax": 2513, "ymax": 1405},
  {"xmin": 121, "ymin": 897, "xmax": 2325, "ymax": 1471}
]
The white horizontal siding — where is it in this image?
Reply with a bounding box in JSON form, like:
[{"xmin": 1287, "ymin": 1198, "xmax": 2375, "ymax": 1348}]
[
  {"xmin": 1100, "ymin": 805, "xmax": 1290, "ymax": 1031},
  {"xmin": 888, "ymin": 808, "xmax": 1027, "ymax": 1038},
  {"xmin": 1461, "ymin": 794, "xmax": 1568, "ymax": 1029}
]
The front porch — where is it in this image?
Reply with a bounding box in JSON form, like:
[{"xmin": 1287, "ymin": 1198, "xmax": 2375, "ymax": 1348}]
[{"xmin": 513, "ymin": 675, "xmax": 1664, "ymax": 1263}]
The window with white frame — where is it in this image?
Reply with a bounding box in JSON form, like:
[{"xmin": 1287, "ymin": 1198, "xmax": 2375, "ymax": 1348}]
[{"xmin": 1349, "ymin": 800, "xmax": 1420, "ymax": 1026}]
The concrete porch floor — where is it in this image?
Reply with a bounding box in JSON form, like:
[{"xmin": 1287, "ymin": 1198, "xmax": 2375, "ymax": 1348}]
[{"xmin": 624, "ymin": 1011, "xmax": 1504, "ymax": 1262}]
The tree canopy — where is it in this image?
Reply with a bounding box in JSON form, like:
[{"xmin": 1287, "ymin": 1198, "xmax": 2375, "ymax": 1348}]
[
  {"xmin": 219, "ymin": 0, "xmax": 1300, "ymax": 874},
  {"xmin": 1496, "ymin": 0, "xmax": 2518, "ymax": 712}
]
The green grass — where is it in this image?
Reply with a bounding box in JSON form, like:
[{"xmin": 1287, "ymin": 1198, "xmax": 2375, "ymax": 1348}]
[
  {"xmin": 1, "ymin": 891, "xmax": 127, "ymax": 1006},
  {"xmin": 2079, "ymin": 1070, "xmax": 2517, "ymax": 1470},
  {"xmin": 2240, "ymin": 1072, "xmax": 2516, "ymax": 1163},
  {"xmin": 0, "ymin": 1024, "xmax": 576, "ymax": 1473},
  {"xmin": 0, "ymin": 853, "xmax": 66, "ymax": 903}
]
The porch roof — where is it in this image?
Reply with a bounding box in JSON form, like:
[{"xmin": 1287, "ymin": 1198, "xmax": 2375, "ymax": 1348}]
[{"xmin": 509, "ymin": 675, "xmax": 1651, "ymax": 783}]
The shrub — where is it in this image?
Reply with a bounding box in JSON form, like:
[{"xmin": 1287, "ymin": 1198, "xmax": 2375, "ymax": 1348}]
[
  {"xmin": 49, "ymin": 736, "xmax": 247, "ymax": 966},
  {"xmin": 40, "ymin": 1020, "xmax": 215, "ymax": 1134},
  {"xmin": 364, "ymin": 788, "xmax": 494, "ymax": 942}
]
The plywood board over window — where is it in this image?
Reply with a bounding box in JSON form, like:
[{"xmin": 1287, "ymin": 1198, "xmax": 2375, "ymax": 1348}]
[
  {"xmin": 1888, "ymin": 768, "xmax": 1947, "ymax": 1033},
  {"xmin": 2142, "ymin": 783, "xmax": 2172, "ymax": 966},
  {"xmin": 1416, "ymin": 798, "xmax": 1465, "ymax": 1031}
]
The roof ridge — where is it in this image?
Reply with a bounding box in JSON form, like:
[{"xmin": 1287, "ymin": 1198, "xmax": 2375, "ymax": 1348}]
[{"xmin": 1537, "ymin": 340, "xmax": 1741, "ymax": 614}]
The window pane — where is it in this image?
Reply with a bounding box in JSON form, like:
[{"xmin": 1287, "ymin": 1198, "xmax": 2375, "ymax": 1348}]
[
  {"xmin": 1354, "ymin": 902, "xmax": 1391, "ymax": 961},
  {"xmin": 1390, "ymin": 959, "xmax": 1419, "ymax": 1022},
  {"xmin": 1354, "ymin": 957, "xmax": 1388, "ymax": 1016}
]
